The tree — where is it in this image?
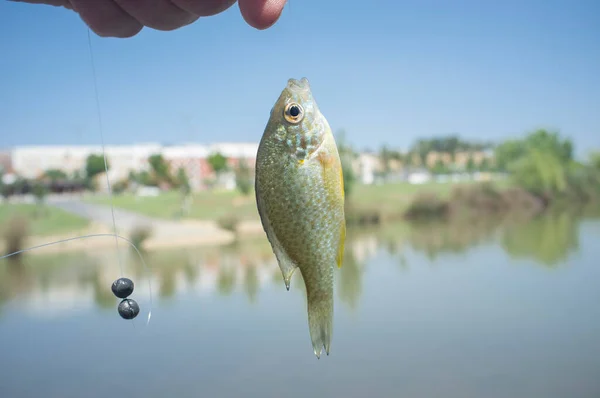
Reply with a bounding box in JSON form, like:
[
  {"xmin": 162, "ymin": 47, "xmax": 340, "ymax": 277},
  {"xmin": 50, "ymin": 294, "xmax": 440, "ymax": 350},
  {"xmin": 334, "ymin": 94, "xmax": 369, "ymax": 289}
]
[
  {"xmin": 524, "ymin": 129, "xmax": 573, "ymax": 163},
  {"xmin": 465, "ymin": 154, "xmax": 476, "ymax": 174},
  {"xmin": 31, "ymin": 182, "xmax": 48, "ymax": 216},
  {"xmin": 494, "ymin": 139, "xmax": 524, "ymax": 172},
  {"xmin": 234, "ymin": 160, "xmax": 253, "ymax": 196},
  {"xmin": 1, "ymin": 184, "xmax": 10, "ymax": 200},
  {"xmin": 501, "ymin": 129, "xmax": 575, "ymax": 197},
  {"xmin": 431, "ymin": 158, "xmax": 448, "ymax": 175},
  {"xmin": 175, "ymin": 167, "xmax": 192, "ymax": 216},
  {"xmin": 148, "ymin": 154, "xmax": 172, "ymax": 185},
  {"xmin": 379, "ymin": 144, "xmax": 392, "ymax": 176},
  {"xmin": 44, "ymin": 169, "xmax": 68, "ymax": 182},
  {"xmin": 207, "ymin": 152, "xmax": 228, "ymax": 176},
  {"xmin": 85, "ymin": 154, "xmax": 109, "ymax": 179},
  {"xmin": 589, "ymin": 151, "xmax": 600, "ymax": 171},
  {"xmin": 176, "ymin": 167, "xmax": 191, "ymax": 195},
  {"xmin": 442, "ymin": 135, "xmax": 459, "ymax": 161},
  {"xmin": 479, "ymin": 158, "xmax": 491, "ymax": 172},
  {"xmin": 85, "ymin": 154, "xmax": 109, "ymax": 191},
  {"xmin": 111, "ymin": 178, "xmax": 129, "ymax": 195},
  {"xmin": 130, "ymin": 170, "xmax": 157, "ymax": 187},
  {"xmin": 404, "ymin": 151, "xmax": 417, "ymax": 167},
  {"xmin": 414, "ymin": 139, "xmax": 432, "ymax": 166}
]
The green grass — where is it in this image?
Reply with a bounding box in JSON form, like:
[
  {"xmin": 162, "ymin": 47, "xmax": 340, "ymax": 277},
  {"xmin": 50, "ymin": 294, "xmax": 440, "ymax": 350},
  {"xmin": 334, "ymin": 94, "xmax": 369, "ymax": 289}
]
[
  {"xmin": 348, "ymin": 181, "xmax": 456, "ymax": 215},
  {"xmin": 349, "ymin": 180, "xmax": 507, "ymax": 213},
  {"xmin": 86, "ymin": 190, "xmax": 260, "ymax": 221},
  {"xmin": 84, "ymin": 179, "xmax": 513, "ymax": 222},
  {"xmin": 0, "ymin": 204, "xmax": 90, "ymax": 236}
]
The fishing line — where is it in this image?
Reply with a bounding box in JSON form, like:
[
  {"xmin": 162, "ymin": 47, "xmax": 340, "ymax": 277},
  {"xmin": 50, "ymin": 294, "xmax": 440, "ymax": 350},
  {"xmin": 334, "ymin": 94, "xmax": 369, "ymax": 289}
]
[
  {"xmin": 85, "ymin": 27, "xmax": 154, "ymax": 326},
  {"xmin": 0, "ymin": 233, "xmax": 153, "ymax": 326},
  {"xmin": 86, "ymin": 28, "xmax": 124, "ymax": 276}
]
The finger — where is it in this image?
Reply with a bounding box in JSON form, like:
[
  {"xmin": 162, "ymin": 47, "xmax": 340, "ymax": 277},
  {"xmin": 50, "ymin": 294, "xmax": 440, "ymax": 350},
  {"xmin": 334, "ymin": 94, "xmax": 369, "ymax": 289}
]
[
  {"xmin": 170, "ymin": 0, "xmax": 237, "ymax": 17},
  {"xmin": 69, "ymin": 0, "xmax": 143, "ymax": 37},
  {"xmin": 238, "ymin": 0, "xmax": 286, "ymax": 30},
  {"xmin": 113, "ymin": 0, "xmax": 199, "ymax": 31}
]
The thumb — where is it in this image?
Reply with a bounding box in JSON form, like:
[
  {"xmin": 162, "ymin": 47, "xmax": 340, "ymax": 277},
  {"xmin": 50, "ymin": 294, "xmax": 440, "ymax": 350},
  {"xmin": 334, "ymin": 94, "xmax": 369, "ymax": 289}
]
[{"xmin": 238, "ymin": 0, "xmax": 287, "ymax": 30}]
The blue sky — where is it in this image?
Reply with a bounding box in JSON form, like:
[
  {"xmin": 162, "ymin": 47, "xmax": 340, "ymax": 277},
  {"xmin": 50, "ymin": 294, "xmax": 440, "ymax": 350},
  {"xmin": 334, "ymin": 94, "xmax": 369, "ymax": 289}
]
[{"xmin": 1, "ymin": 0, "xmax": 599, "ymax": 157}]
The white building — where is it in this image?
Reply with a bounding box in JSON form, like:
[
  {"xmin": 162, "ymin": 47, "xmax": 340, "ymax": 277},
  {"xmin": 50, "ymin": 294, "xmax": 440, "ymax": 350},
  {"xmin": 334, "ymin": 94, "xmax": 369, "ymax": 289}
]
[
  {"xmin": 407, "ymin": 168, "xmax": 432, "ymax": 184},
  {"xmin": 356, "ymin": 152, "xmax": 379, "ymax": 185},
  {"xmin": 9, "ymin": 142, "xmax": 261, "ymax": 192},
  {"xmin": 162, "ymin": 144, "xmax": 210, "ymax": 191},
  {"xmin": 207, "ymin": 142, "xmax": 259, "ymax": 160},
  {"xmin": 10, "ymin": 143, "xmax": 162, "ymax": 180},
  {"xmin": 103, "ymin": 143, "xmax": 163, "ymax": 181}
]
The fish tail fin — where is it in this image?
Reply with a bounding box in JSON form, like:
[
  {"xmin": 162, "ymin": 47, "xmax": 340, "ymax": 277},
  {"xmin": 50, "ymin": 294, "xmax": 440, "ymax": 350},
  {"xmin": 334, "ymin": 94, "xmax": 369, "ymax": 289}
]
[{"xmin": 306, "ymin": 290, "xmax": 334, "ymax": 359}]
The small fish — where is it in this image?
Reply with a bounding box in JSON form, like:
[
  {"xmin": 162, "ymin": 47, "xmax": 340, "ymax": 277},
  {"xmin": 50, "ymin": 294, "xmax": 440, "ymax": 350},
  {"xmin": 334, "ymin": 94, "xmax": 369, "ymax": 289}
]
[{"xmin": 255, "ymin": 77, "xmax": 346, "ymax": 358}]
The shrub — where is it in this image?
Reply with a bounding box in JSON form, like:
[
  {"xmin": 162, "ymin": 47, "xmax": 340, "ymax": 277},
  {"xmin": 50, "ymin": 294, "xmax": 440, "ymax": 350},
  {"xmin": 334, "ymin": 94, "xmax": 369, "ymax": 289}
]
[
  {"xmin": 3, "ymin": 216, "xmax": 30, "ymax": 258},
  {"xmin": 217, "ymin": 214, "xmax": 240, "ymax": 234},
  {"xmin": 129, "ymin": 225, "xmax": 153, "ymax": 250},
  {"xmin": 404, "ymin": 192, "xmax": 449, "ymax": 221}
]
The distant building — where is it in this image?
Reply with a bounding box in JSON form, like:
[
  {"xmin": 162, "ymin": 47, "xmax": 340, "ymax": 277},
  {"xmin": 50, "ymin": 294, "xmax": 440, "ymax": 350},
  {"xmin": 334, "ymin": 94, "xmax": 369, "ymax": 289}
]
[
  {"xmin": 10, "ymin": 143, "xmax": 162, "ymax": 180},
  {"xmin": 407, "ymin": 168, "xmax": 432, "ymax": 184},
  {"xmin": 103, "ymin": 143, "xmax": 163, "ymax": 181},
  {"xmin": 162, "ymin": 144, "xmax": 210, "ymax": 191},
  {"xmin": 8, "ymin": 142, "xmax": 262, "ymax": 193},
  {"xmin": 205, "ymin": 142, "xmax": 259, "ymax": 190},
  {"xmin": 208, "ymin": 142, "xmax": 258, "ymax": 169},
  {"xmin": 426, "ymin": 150, "xmax": 495, "ymax": 170},
  {"xmin": 356, "ymin": 152, "xmax": 380, "ymax": 185}
]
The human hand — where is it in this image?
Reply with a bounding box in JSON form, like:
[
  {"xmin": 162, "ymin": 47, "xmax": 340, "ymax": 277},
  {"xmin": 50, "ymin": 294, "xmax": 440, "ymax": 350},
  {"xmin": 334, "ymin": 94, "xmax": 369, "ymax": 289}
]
[{"xmin": 11, "ymin": 0, "xmax": 288, "ymax": 37}]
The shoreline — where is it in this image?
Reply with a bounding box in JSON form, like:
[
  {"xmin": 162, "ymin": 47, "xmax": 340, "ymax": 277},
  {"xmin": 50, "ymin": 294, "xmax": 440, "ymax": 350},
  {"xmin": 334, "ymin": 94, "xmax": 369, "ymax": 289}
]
[
  {"xmin": 3, "ymin": 182, "xmax": 598, "ymax": 258},
  {"xmin": 0, "ymin": 219, "xmax": 267, "ymax": 257}
]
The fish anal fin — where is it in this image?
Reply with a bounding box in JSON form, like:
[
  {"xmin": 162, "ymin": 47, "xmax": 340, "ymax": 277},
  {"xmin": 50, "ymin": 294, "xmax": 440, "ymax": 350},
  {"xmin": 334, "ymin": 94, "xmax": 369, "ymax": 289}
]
[{"xmin": 272, "ymin": 240, "xmax": 298, "ymax": 291}]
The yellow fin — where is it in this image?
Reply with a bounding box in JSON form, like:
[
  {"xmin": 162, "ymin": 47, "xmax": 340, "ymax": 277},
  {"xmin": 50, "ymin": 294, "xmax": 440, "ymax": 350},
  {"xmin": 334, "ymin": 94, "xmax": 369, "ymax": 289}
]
[
  {"xmin": 336, "ymin": 220, "xmax": 346, "ymax": 268},
  {"xmin": 339, "ymin": 163, "xmax": 345, "ymax": 199},
  {"xmin": 317, "ymin": 146, "xmax": 346, "ymax": 269}
]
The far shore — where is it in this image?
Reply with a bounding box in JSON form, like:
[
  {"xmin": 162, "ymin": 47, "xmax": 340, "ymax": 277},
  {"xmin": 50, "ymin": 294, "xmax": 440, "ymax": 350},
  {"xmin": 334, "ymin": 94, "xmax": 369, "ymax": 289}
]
[
  {"xmin": 0, "ymin": 219, "xmax": 266, "ymax": 257},
  {"xmin": 3, "ymin": 176, "xmax": 599, "ymax": 258}
]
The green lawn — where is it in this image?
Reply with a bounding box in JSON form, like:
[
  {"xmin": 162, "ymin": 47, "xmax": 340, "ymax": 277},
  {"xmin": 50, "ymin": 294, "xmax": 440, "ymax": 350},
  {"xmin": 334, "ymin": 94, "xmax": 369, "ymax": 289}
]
[
  {"xmin": 86, "ymin": 190, "xmax": 260, "ymax": 221},
  {"xmin": 349, "ymin": 181, "xmax": 455, "ymax": 213},
  {"xmin": 348, "ymin": 179, "xmax": 513, "ymax": 216},
  {"xmin": 0, "ymin": 203, "xmax": 90, "ymax": 237},
  {"xmin": 84, "ymin": 179, "xmax": 512, "ymax": 222}
]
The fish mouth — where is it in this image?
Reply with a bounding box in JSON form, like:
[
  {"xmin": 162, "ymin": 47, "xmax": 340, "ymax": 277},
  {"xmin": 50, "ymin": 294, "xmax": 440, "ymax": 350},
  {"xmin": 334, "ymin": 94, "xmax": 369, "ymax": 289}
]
[{"xmin": 287, "ymin": 77, "xmax": 310, "ymax": 92}]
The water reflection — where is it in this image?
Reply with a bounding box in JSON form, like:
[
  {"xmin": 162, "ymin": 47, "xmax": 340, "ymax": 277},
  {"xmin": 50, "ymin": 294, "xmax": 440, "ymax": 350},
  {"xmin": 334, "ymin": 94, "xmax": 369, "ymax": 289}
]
[
  {"xmin": 1, "ymin": 207, "xmax": 599, "ymax": 319},
  {"xmin": 501, "ymin": 210, "xmax": 580, "ymax": 267}
]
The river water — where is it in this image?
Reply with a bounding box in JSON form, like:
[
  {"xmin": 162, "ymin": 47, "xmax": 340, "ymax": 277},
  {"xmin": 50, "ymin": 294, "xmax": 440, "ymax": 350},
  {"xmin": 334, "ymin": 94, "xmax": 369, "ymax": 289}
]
[{"xmin": 1, "ymin": 210, "xmax": 599, "ymax": 398}]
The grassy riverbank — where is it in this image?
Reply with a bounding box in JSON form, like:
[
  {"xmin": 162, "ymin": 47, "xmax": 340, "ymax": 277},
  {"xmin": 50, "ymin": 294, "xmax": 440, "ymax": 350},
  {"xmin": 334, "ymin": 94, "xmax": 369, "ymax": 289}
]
[
  {"xmin": 85, "ymin": 180, "xmax": 512, "ymax": 225},
  {"xmin": 0, "ymin": 204, "xmax": 90, "ymax": 236},
  {"xmin": 85, "ymin": 189, "xmax": 259, "ymax": 221}
]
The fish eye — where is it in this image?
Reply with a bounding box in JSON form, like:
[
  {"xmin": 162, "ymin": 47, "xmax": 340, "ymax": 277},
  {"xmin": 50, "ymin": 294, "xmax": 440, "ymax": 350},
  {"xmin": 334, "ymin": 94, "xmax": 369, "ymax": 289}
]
[{"xmin": 284, "ymin": 103, "xmax": 304, "ymax": 124}]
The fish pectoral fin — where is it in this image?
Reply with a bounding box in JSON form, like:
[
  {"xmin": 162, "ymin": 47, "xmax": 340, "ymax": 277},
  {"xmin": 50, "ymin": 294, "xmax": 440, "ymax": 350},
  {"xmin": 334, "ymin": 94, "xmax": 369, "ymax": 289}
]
[{"xmin": 336, "ymin": 220, "xmax": 346, "ymax": 268}]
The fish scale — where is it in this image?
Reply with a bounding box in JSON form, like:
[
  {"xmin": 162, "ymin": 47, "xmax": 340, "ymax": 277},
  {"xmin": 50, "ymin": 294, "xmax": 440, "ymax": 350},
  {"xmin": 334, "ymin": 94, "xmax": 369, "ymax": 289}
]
[{"xmin": 255, "ymin": 77, "xmax": 346, "ymax": 358}]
